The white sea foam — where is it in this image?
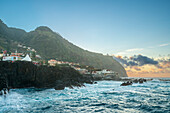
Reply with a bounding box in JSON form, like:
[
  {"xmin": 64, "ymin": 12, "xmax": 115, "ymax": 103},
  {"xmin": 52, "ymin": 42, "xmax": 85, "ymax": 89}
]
[{"xmin": 0, "ymin": 79, "xmax": 169, "ymax": 113}]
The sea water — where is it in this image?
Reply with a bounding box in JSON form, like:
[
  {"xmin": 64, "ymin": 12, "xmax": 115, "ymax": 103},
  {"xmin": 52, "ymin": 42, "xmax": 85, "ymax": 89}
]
[{"xmin": 0, "ymin": 78, "xmax": 169, "ymax": 113}]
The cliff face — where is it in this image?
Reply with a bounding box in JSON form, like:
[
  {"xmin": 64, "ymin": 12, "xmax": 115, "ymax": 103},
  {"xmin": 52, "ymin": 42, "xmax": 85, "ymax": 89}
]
[{"xmin": 0, "ymin": 61, "xmax": 92, "ymax": 91}]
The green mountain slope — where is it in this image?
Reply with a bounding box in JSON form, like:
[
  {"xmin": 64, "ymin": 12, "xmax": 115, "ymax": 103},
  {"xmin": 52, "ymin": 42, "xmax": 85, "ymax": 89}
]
[
  {"xmin": 0, "ymin": 19, "xmax": 27, "ymax": 52},
  {"xmin": 0, "ymin": 19, "xmax": 127, "ymax": 77}
]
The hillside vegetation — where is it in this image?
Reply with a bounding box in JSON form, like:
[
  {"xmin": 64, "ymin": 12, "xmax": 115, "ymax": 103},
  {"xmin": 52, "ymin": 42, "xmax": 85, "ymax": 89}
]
[{"xmin": 0, "ymin": 19, "xmax": 127, "ymax": 77}]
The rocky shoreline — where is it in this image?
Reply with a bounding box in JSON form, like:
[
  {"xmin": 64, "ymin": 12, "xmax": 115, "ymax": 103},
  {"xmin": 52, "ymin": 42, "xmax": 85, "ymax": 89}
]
[
  {"xmin": 0, "ymin": 61, "xmax": 155, "ymax": 95},
  {"xmin": 0, "ymin": 61, "xmax": 93, "ymax": 94}
]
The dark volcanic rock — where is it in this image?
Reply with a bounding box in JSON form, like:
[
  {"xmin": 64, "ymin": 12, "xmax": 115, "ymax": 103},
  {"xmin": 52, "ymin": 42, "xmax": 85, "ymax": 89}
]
[
  {"xmin": 0, "ymin": 61, "xmax": 36, "ymax": 88},
  {"xmin": 0, "ymin": 61, "xmax": 92, "ymax": 91},
  {"xmin": 54, "ymin": 80, "xmax": 65, "ymax": 90},
  {"xmin": 120, "ymin": 81, "xmax": 133, "ymax": 86}
]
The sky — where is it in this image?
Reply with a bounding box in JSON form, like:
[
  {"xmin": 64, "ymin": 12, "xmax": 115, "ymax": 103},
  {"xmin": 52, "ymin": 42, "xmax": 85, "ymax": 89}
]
[
  {"xmin": 0, "ymin": 0, "xmax": 170, "ymax": 77},
  {"xmin": 114, "ymin": 54, "xmax": 170, "ymax": 77}
]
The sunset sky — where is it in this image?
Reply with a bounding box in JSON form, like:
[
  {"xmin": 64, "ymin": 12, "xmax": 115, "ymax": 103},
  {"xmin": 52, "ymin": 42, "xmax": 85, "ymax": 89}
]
[
  {"xmin": 0, "ymin": 0, "xmax": 170, "ymax": 77},
  {"xmin": 113, "ymin": 54, "xmax": 170, "ymax": 77}
]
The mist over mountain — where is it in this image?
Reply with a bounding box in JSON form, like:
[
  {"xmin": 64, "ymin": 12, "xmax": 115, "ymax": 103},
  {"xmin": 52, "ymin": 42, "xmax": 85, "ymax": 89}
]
[{"xmin": 0, "ymin": 19, "xmax": 127, "ymax": 77}]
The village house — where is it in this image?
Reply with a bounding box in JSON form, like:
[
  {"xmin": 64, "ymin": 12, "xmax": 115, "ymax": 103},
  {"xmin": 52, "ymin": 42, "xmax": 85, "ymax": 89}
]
[
  {"xmin": 0, "ymin": 53, "xmax": 3, "ymax": 57},
  {"xmin": 27, "ymin": 47, "xmax": 31, "ymax": 50},
  {"xmin": 17, "ymin": 44, "xmax": 23, "ymax": 47},
  {"xmin": 102, "ymin": 69, "xmax": 115, "ymax": 75},
  {"xmin": 3, "ymin": 54, "xmax": 32, "ymax": 62},
  {"xmin": 1, "ymin": 50, "xmax": 32, "ymax": 62},
  {"xmin": 3, "ymin": 50, "xmax": 7, "ymax": 56},
  {"xmin": 78, "ymin": 69, "xmax": 88, "ymax": 74},
  {"xmin": 11, "ymin": 52, "xmax": 24, "ymax": 56},
  {"xmin": 73, "ymin": 67, "xmax": 89, "ymax": 74},
  {"xmin": 92, "ymin": 69, "xmax": 115, "ymax": 75},
  {"xmin": 92, "ymin": 71, "xmax": 102, "ymax": 75},
  {"xmin": 3, "ymin": 55, "xmax": 23, "ymax": 61},
  {"xmin": 56, "ymin": 61, "xmax": 63, "ymax": 64},
  {"xmin": 35, "ymin": 55, "xmax": 41, "ymax": 59},
  {"xmin": 48, "ymin": 59, "xmax": 76, "ymax": 66},
  {"xmin": 31, "ymin": 49, "xmax": 36, "ymax": 52},
  {"xmin": 23, "ymin": 46, "xmax": 27, "ymax": 48},
  {"xmin": 48, "ymin": 59, "xmax": 58, "ymax": 66},
  {"xmin": 73, "ymin": 67, "xmax": 81, "ymax": 70}
]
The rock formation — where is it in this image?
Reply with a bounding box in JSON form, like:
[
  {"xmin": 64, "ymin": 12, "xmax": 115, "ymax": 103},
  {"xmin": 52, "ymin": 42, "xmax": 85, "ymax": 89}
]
[{"xmin": 0, "ymin": 61, "xmax": 93, "ymax": 92}]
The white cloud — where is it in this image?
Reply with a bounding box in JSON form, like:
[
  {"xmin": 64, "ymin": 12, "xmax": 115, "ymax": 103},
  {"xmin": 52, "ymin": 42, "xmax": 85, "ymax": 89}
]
[
  {"xmin": 125, "ymin": 48, "xmax": 144, "ymax": 52},
  {"xmin": 159, "ymin": 43, "xmax": 169, "ymax": 47},
  {"xmin": 115, "ymin": 43, "xmax": 170, "ymax": 56},
  {"xmin": 116, "ymin": 52, "xmax": 127, "ymax": 55},
  {"xmin": 116, "ymin": 48, "xmax": 144, "ymax": 55}
]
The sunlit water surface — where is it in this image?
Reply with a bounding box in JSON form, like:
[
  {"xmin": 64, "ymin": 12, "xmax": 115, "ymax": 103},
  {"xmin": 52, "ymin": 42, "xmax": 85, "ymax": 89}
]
[{"xmin": 0, "ymin": 79, "xmax": 170, "ymax": 113}]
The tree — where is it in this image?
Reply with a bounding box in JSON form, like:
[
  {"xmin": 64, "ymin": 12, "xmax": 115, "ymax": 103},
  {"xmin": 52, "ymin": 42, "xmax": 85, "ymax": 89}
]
[
  {"xmin": 32, "ymin": 51, "xmax": 36, "ymax": 60},
  {"xmin": 0, "ymin": 57, "xmax": 2, "ymax": 61},
  {"xmin": 45, "ymin": 60, "xmax": 49, "ymax": 65}
]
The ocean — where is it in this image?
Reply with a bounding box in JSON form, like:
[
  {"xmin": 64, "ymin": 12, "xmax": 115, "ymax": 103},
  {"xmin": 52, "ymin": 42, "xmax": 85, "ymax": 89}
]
[{"xmin": 0, "ymin": 78, "xmax": 170, "ymax": 113}]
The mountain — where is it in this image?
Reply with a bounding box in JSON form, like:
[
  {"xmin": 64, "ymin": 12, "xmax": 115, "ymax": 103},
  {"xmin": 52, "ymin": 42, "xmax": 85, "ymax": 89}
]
[
  {"xmin": 0, "ymin": 19, "xmax": 127, "ymax": 77},
  {"xmin": 0, "ymin": 19, "xmax": 27, "ymax": 52}
]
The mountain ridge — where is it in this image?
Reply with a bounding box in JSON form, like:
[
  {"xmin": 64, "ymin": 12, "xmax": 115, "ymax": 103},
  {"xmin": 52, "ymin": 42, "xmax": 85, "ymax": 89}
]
[{"xmin": 0, "ymin": 19, "xmax": 127, "ymax": 77}]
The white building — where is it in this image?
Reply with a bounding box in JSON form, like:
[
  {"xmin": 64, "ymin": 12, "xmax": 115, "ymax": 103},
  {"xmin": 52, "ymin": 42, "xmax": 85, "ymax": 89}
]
[
  {"xmin": 21, "ymin": 54, "xmax": 32, "ymax": 62},
  {"xmin": 3, "ymin": 56, "xmax": 23, "ymax": 61},
  {"xmin": 0, "ymin": 53, "xmax": 3, "ymax": 57},
  {"xmin": 102, "ymin": 69, "xmax": 115, "ymax": 74},
  {"xmin": 3, "ymin": 54, "xmax": 31, "ymax": 62},
  {"xmin": 48, "ymin": 59, "xmax": 57, "ymax": 66},
  {"xmin": 92, "ymin": 69, "xmax": 115, "ymax": 75}
]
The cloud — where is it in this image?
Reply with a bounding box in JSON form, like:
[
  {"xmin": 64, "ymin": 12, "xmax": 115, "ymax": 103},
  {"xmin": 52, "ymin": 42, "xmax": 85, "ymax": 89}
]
[
  {"xmin": 133, "ymin": 66, "xmax": 141, "ymax": 71},
  {"xmin": 113, "ymin": 54, "xmax": 158, "ymax": 66},
  {"xmin": 133, "ymin": 55, "xmax": 158, "ymax": 66},
  {"xmin": 116, "ymin": 52, "xmax": 127, "ymax": 55},
  {"xmin": 127, "ymin": 61, "xmax": 138, "ymax": 66},
  {"xmin": 156, "ymin": 61, "xmax": 170, "ymax": 69},
  {"xmin": 116, "ymin": 54, "xmax": 170, "ymax": 77},
  {"xmin": 115, "ymin": 48, "xmax": 144, "ymax": 55},
  {"xmin": 148, "ymin": 43, "xmax": 170, "ymax": 49},
  {"xmin": 125, "ymin": 48, "xmax": 144, "ymax": 52},
  {"xmin": 159, "ymin": 43, "xmax": 169, "ymax": 47},
  {"xmin": 116, "ymin": 43, "xmax": 170, "ymax": 56},
  {"xmin": 113, "ymin": 56, "xmax": 129, "ymax": 66}
]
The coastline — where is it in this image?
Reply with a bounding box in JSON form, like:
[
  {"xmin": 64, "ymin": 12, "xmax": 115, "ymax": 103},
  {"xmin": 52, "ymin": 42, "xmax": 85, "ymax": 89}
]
[
  {"xmin": 1, "ymin": 61, "xmax": 168, "ymax": 94},
  {"xmin": 0, "ymin": 61, "xmax": 93, "ymax": 93}
]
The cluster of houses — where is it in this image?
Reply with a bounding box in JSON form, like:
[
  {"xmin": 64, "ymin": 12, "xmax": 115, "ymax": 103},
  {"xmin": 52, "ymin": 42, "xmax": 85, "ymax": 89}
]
[
  {"xmin": 17, "ymin": 44, "xmax": 36, "ymax": 52},
  {"xmin": 47, "ymin": 59, "xmax": 117, "ymax": 76},
  {"xmin": 73, "ymin": 66, "xmax": 118, "ymax": 77},
  {"xmin": 48, "ymin": 59, "xmax": 79, "ymax": 66},
  {"xmin": 0, "ymin": 50, "xmax": 32, "ymax": 62},
  {"xmin": 0, "ymin": 45, "xmax": 43, "ymax": 62},
  {"xmin": 0, "ymin": 50, "xmax": 118, "ymax": 77}
]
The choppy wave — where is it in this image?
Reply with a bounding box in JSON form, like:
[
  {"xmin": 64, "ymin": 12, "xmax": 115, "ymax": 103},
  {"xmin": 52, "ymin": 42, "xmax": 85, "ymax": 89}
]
[{"xmin": 0, "ymin": 79, "xmax": 170, "ymax": 113}]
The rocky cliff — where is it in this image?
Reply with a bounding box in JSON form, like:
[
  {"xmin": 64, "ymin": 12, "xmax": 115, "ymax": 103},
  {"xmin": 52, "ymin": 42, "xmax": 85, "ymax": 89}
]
[{"xmin": 0, "ymin": 61, "xmax": 93, "ymax": 92}]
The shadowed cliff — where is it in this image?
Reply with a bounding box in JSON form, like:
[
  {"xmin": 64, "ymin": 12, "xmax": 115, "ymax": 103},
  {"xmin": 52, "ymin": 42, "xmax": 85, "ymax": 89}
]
[{"xmin": 0, "ymin": 61, "xmax": 93, "ymax": 91}]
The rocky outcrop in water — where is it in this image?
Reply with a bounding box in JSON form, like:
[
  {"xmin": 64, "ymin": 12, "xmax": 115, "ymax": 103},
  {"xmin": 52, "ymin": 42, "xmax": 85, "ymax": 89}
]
[
  {"xmin": 0, "ymin": 61, "xmax": 93, "ymax": 93},
  {"xmin": 120, "ymin": 78, "xmax": 151, "ymax": 86}
]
